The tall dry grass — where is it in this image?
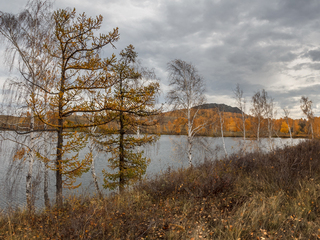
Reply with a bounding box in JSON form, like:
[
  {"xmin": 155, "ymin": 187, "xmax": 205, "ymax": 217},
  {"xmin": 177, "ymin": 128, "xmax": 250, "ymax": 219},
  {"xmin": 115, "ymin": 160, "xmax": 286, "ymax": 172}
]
[{"xmin": 1, "ymin": 140, "xmax": 320, "ymax": 239}]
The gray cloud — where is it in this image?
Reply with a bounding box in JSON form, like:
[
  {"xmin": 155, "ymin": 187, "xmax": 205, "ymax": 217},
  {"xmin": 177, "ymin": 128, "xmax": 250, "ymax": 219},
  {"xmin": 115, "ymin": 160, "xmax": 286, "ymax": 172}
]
[
  {"xmin": 1, "ymin": 0, "xmax": 320, "ymax": 118},
  {"xmin": 304, "ymin": 49, "xmax": 320, "ymax": 61}
]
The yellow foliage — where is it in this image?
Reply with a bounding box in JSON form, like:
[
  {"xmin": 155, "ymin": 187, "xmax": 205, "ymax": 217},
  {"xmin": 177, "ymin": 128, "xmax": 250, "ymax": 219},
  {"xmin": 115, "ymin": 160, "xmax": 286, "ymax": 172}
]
[{"xmin": 280, "ymin": 121, "xmax": 289, "ymax": 133}]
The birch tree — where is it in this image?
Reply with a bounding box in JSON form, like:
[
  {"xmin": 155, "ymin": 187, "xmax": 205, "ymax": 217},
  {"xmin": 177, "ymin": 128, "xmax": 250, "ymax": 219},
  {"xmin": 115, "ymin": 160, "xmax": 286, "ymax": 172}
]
[
  {"xmin": 283, "ymin": 108, "xmax": 293, "ymax": 145},
  {"xmin": 251, "ymin": 89, "xmax": 267, "ymax": 142},
  {"xmin": 265, "ymin": 96, "xmax": 275, "ymax": 139},
  {"xmin": 234, "ymin": 84, "xmax": 247, "ymax": 140},
  {"xmin": 0, "ymin": 0, "xmax": 55, "ymax": 211},
  {"xmin": 300, "ymin": 96, "xmax": 314, "ymax": 139},
  {"xmin": 85, "ymin": 127, "xmax": 103, "ymax": 199},
  {"xmin": 166, "ymin": 59, "xmax": 206, "ymax": 167}
]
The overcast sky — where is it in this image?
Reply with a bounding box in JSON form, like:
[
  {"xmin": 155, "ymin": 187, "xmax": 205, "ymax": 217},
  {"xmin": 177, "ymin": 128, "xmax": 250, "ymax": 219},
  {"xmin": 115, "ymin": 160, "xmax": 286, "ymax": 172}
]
[{"xmin": 2, "ymin": 0, "xmax": 320, "ymax": 118}]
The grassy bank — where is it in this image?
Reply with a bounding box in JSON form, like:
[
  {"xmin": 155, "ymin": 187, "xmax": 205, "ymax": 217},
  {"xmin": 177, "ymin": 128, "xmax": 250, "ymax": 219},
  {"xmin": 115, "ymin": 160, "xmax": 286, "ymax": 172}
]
[{"xmin": 1, "ymin": 140, "xmax": 320, "ymax": 239}]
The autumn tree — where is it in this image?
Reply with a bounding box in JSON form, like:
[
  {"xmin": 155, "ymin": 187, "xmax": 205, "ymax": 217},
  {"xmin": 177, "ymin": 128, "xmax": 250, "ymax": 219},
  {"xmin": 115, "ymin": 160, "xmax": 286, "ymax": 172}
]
[
  {"xmin": 31, "ymin": 8, "xmax": 119, "ymax": 206},
  {"xmin": 0, "ymin": 0, "xmax": 55, "ymax": 211},
  {"xmin": 166, "ymin": 59, "xmax": 206, "ymax": 167},
  {"xmin": 300, "ymin": 96, "xmax": 314, "ymax": 139},
  {"xmin": 280, "ymin": 121, "xmax": 289, "ymax": 133},
  {"xmin": 94, "ymin": 45, "xmax": 160, "ymax": 192}
]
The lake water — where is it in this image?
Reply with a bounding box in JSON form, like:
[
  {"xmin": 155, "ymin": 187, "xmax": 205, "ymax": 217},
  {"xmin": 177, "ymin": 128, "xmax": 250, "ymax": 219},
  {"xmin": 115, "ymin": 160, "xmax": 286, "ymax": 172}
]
[{"xmin": 0, "ymin": 135, "xmax": 305, "ymax": 210}]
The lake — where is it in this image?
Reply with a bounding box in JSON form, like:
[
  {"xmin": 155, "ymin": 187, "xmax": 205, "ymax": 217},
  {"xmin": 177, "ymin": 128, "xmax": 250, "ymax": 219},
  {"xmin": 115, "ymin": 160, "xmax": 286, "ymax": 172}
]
[{"xmin": 0, "ymin": 135, "xmax": 305, "ymax": 210}]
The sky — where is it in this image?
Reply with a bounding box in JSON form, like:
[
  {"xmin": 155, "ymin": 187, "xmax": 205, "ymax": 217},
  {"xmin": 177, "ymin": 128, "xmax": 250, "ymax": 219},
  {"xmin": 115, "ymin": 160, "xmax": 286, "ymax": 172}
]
[{"xmin": 2, "ymin": 0, "xmax": 320, "ymax": 119}]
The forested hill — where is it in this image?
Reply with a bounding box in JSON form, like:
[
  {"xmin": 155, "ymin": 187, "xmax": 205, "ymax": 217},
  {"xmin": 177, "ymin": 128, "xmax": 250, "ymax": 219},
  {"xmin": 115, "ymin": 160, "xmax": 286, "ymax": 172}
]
[{"xmin": 195, "ymin": 103, "xmax": 242, "ymax": 114}]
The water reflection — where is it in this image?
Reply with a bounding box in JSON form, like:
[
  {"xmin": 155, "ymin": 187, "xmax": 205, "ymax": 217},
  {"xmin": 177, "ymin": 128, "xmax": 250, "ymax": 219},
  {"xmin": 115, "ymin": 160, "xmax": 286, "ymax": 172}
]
[{"xmin": 0, "ymin": 135, "xmax": 305, "ymax": 209}]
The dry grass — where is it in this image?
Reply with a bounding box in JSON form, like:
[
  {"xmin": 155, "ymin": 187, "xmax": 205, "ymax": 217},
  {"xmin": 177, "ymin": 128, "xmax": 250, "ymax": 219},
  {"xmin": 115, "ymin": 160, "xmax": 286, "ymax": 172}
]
[{"xmin": 1, "ymin": 140, "xmax": 320, "ymax": 239}]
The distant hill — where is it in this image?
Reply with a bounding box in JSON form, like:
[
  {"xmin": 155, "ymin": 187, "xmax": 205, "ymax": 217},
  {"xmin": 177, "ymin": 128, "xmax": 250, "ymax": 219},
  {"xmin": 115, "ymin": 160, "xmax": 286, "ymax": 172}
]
[{"xmin": 195, "ymin": 103, "xmax": 242, "ymax": 114}]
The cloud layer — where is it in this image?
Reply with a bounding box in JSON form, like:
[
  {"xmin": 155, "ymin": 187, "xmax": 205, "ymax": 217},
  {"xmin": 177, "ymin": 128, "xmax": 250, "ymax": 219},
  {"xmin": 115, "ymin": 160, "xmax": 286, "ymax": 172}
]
[{"xmin": 2, "ymin": 0, "xmax": 320, "ymax": 118}]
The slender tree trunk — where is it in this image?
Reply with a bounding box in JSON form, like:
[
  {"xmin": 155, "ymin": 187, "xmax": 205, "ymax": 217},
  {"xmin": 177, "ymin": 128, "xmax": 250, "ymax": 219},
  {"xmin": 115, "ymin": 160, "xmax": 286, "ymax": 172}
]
[
  {"xmin": 43, "ymin": 93, "xmax": 50, "ymax": 209},
  {"xmin": 286, "ymin": 119, "xmax": 293, "ymax": 146},
  {"xmin": 219, "ymin": 111, "xmax": 228, "ymax": 158},
  {"xmin": 242, "ymin": 114, "xmax": 246, "ymax": 140},
  {"xmin": 26, "ymin": 117, "xmax": 35, "ymax": 212},
  {"xmin": 26, "ymin": 73, "xmax": 36, "ymax": 212},
  {"xmin": 91, "ymin": 156, "xmax": 102, "ymax": 199},
  {"xmin": 43, "ymin": 133, "xmax": 50, "ymax": 209},
  {"xmin": 119, "ymin": 77, "xmax": 125, "ymax": 193},
  {"xmin": 187, "ymin": 107, "xmax": 192, "ymax": 167},
  {"xmin": 44, "ymin": 160, "xmax": 50, "ymax": 208},
  {"xmin": 310, "ymin": 121, "xmax": 314, "ymax": 139},
  {"xmin": 55, "ymin": 70, "xmax": 65, "ymax": 207},
  {"xmin": 56, "ymin": 123, "xmax": 63, "ymax": 207},
  {"xmin": 187, "ymin": 135, "xmax": 192, "ymax": 167},
  {"xmin": 119, "ymin": 111, "xmax": 125, "ymax": 193},
  {"xmin": 89, "ymin": 134, "xmax": 102, "ymax": 199},
  {"xmin": 268, "ymin": 118, "xmax": 272, "ymax": 139},
  {"xmin": 137, "ymin": 117, "xmax": 140, "ymax": 153}
]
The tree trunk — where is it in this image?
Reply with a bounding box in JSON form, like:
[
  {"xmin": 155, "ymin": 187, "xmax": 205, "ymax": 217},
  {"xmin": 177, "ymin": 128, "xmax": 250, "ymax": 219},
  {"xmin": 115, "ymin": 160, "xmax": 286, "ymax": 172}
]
[
  {"xmin": 26, "ymin": 118, "xmax": 35, "ymax": 212},
  {"xmin": 89, "ymin": 135, "xmax": 102, "ymax": 199},
  {"xmin": 119, "ymin": 76, "xmax": 125, "ymax": 194},
  {"xmin": 119, "ymin": 111, "xmax": 125, "ymax": 193},
  {"xmin": 56, "ymin": 124, "xmax": 63, "ymax": 207},
  {"xmin": 43, "ymin": 98, "xmax": 50, "ymax": 209},
  {"xmin": 268, "ymin": 118, "xmax": 272, "ymax": 139},
  {"xmin": 91, "ymin": 156, "xmax": 102, "ymax": 199},
  {"xmin": 137, "ymin": 117, "xmax": 140, "ymax": 153},
  {"xmin": 242, "ymin": 114, "xmax": 246, "ymax": 140},
  {"xmin": 219, "ymin": 111, "xmax": 228, "ymax": 158},
  {"xmin": 286, "ymin": 119, "xmax": 293, "ymax": 146},
  {"xmin": 44, "ymin": 160, "xmax": 50, "ymax": 208},
  {"xmin": 187, "ymin": 135, "xmax": 192, "ymax": 167},
  {"xmin": 187, "ymin": 107, "xmax": 192, "ymax": 167}
]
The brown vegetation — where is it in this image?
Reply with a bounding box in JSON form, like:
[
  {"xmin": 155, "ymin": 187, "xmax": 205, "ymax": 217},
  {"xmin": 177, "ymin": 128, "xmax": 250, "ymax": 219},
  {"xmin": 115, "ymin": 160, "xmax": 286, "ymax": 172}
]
[{"xmin": 2, "ymin": 140, "xmax": 320, "ymax": 239}]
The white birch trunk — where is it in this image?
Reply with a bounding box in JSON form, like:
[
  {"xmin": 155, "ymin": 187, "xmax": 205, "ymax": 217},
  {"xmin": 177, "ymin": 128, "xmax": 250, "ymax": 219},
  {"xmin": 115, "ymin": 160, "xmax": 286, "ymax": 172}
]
[
  {"xmin": 187, "ymin": 107, "xmax": 192, "ymax": 167},
  {"xmin": 242, "ymin": 114, "xmax": 246, "ymax": 140},
  {"xmin": 219, "ymin": 111, "xmax": 228, "ymax": 158},
  {"xmin": 91, "ymin": 153, "xmax": 102, "ymax": 199},
  {"xmin": 286, "ymin": 119, "xmax": 293, "ymax": 146},
  {"xmin": 89, "ymin": 130, "xmax": 102, "ymax": 199},
  {"xmin": 26, "ymin": 117, "xmax": 35, "ymax": 212},
  {"xmin": 268, "ymin": 118, "xmax": 272, "ymax": 139}
]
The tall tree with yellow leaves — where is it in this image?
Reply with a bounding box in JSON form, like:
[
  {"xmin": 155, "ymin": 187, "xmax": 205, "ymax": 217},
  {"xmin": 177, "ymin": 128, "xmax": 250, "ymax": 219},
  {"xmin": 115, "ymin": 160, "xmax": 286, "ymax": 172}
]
[
  {"xmin": 31, "ymin": 8, "xmax": 119, "ymax": 206},
  {"xmin": 95, "ymin": 45, "xmax": 160, "ymax": 193}
]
